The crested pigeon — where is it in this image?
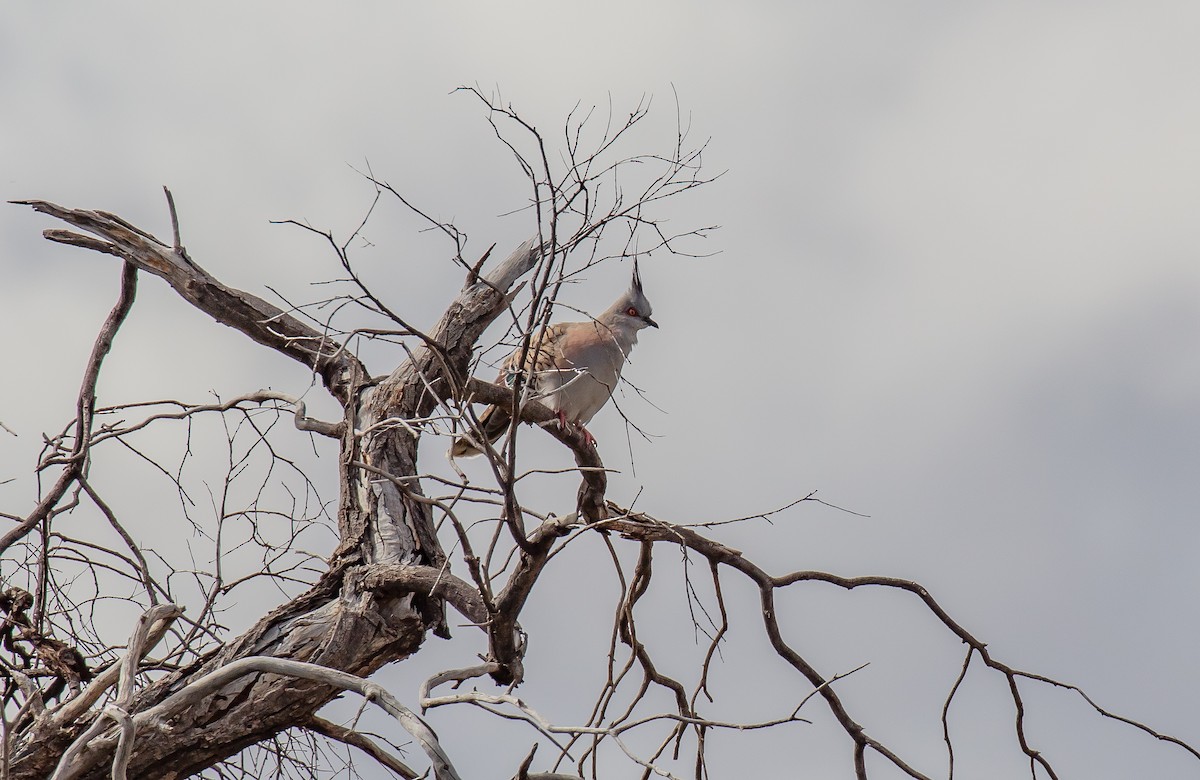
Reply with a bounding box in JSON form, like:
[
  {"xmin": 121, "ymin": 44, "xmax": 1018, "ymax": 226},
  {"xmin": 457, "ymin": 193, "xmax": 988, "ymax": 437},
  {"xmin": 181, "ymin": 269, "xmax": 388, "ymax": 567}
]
[{"xmin": 449, "ymin": 264, "xmax": 658, "ymax": 459}]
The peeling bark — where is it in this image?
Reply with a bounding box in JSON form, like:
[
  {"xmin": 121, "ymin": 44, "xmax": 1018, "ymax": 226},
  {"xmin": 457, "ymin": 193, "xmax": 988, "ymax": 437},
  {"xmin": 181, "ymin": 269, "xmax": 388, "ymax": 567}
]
[{"xmin": 10, "ymin": 201, "xmax": 541, "ymax": 780}]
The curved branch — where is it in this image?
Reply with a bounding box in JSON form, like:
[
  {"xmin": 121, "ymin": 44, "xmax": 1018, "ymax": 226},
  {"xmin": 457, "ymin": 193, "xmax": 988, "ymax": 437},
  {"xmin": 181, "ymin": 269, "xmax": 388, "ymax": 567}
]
[
  {"xmin": 49, "ymin": 606, "xmax": 182, "ymax": 728},
  {"xmin": 601, "ymin": 503, "xmax": 1200, "ymax": 779},
  {"xmin": 50, "ymin": 604, "xmax": 183, "ymax": 780},
  {"xmin": 9, "ymin": 226, "xmax": 544, "ymax": 780},
  {"xmin": 306, "ymin": 716, "xmax": 420, "ymax": 779},
  {"xmin": 55, "ymin": 657, "xmax": 461, "ymax": 780},
  {"xmin": 0, "ymin": 262, "xmax": 138, "ymax": 558},
  {"xmin": 361, "ymin": 563, "xmax": 488, "ymax": 625},
  {"xmin": 460, "ymin": 377, "xmax": 606, "ymax": 523}
]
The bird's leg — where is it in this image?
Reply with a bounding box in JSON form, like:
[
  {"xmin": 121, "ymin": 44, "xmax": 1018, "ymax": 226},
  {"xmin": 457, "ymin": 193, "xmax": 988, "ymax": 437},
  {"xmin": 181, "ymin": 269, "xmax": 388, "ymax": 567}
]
[{"xmin": 556, "ymin": 411, "xmax": 596, "ymax": 448}]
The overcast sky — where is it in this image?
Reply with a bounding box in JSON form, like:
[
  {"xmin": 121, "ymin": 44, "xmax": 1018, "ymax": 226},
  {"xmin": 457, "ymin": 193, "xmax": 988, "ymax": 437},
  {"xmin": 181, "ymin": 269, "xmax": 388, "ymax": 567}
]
[{"xmin": 4, "ymin": 2, "xmax": 1200, "ymax": 778}]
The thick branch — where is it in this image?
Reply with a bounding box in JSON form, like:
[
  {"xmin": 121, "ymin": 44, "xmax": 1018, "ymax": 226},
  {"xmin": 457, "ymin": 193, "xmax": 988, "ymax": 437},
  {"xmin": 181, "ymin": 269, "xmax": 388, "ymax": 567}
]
[
  {"xmin": 362, "ymin": 563, "xmax": 488, "ymax": 625},
  {"xmin": 54, "ymin": 657, "xmax": 460, "ymax": 780},
  {"xmin": 49, "ymin": 604, "xmax": 182, "ymax": 729},
  {"xmin": 15, "ymin": 199, "xmax": 367, "ymax": 403},
  {"xmin": 9, "ymin": 234, "xmax": 543, "ymax": 780},
  {"xmin": 485, "ymin": 515, "xmax": 577, "ymax": 685}
]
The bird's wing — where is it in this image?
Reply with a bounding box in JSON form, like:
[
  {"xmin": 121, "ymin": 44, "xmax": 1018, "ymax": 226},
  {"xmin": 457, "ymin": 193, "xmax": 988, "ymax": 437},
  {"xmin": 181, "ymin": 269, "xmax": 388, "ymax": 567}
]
[{"xmin": 499, "ymin": 322, "xmax": 581, "ymax": 389}]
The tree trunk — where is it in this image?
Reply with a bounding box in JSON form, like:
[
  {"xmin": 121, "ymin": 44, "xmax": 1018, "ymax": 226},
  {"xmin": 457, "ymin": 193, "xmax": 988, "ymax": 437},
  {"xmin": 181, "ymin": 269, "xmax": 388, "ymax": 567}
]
[{"xmin": 10, "ymin": 203, "xmax": 539, "ymax": 779}]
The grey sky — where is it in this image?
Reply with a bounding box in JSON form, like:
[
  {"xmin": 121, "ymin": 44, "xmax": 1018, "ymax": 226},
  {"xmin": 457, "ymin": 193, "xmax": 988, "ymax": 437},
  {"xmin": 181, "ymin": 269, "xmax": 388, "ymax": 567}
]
[{"xmin": 3, "ymin": 2, "xmax": 1200, "ymax": 777}]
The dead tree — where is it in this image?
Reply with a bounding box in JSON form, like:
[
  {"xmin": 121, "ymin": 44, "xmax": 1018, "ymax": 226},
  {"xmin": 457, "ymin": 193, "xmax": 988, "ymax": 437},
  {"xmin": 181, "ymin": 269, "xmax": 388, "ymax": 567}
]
[{"xmin": 2, "ymin": 91, "xmax": 1196, "ymax": 780}]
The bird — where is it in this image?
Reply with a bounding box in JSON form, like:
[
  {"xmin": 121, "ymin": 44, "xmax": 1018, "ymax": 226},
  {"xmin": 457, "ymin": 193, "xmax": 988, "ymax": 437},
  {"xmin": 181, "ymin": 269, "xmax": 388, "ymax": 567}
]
[{"xmin": 450, "ymin": 264, "xmax": 658, "ymax": 459}]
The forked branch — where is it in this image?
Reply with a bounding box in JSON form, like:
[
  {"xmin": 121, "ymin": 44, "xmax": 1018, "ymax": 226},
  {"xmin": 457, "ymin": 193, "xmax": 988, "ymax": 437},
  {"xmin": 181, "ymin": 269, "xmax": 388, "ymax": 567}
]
[
  {"xmin": 14, "ymin": 196, "xmax": 367, "ymax": 403},
  {"xmin": 598, "ymin": 502, "xmax": 1200, "ymax": 779}
]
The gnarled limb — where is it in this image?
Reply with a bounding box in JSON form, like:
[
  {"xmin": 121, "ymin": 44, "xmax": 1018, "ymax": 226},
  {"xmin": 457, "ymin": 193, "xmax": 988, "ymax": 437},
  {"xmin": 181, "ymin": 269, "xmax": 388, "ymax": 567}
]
[
  {"xmin": 11, "ymin": 96, "xmax": 1177, "ymax": 780},
  {"xmin": 598, "ymin": 502, "xmax": 1200, "ymax": 779},
  {"xmin": 7, "ymin": 197, "xmax": 542, "ymax": 779},
  {"xmin": 14, "ymin": 196, "xmax": 367, "ymax": 404}
]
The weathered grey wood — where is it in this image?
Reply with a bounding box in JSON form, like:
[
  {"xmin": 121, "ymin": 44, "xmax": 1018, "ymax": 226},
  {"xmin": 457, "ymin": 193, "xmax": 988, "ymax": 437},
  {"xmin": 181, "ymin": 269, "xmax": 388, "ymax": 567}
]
[
  {"xmin": 55, "ymin": 657, "xmax": 464, "ymax": 780},
  {"xmin": 14, "ymin": 200, "xmax": 368, "ymax": 403},
  {"xmin": 11, "ymin": 199, "xmax": 544, "ymax": 780}
]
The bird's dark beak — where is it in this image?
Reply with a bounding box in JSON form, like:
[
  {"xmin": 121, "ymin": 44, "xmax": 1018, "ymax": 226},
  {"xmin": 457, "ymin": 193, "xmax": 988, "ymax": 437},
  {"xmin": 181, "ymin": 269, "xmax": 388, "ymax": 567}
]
[{"xmin": 644, "ymin": 315, "xmax": 659, "ymax": 329}]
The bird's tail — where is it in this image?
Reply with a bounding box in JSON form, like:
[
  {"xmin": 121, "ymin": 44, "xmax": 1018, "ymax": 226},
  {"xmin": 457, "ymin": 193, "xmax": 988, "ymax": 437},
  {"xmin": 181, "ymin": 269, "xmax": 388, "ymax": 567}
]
[{"xmin": 448, "ymin": 405, "xmax": 513, "ymax": 459}]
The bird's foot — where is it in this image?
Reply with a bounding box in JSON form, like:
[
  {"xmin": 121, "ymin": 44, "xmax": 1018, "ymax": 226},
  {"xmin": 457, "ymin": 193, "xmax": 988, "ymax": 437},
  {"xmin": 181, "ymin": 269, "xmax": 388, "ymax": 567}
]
[{"xmin": 556, "ymin": 412, "xmax": 597, "ymax": 448}]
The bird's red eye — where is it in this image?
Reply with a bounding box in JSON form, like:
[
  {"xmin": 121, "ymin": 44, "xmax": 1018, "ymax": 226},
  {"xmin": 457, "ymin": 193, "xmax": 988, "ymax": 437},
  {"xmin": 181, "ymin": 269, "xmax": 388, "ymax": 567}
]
[{"xmin": 626, "ymin": 306, "xmax": 638, "ymax": 317}]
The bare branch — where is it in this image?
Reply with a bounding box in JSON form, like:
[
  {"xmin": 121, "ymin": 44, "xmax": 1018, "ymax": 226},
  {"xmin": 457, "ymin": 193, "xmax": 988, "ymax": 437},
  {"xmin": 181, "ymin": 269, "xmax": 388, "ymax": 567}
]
[
  {"xmin": 13, "ymin": 199, "xmax": 367, "ymax": 403},
  {"xmin": 361, "ymin": 564, "xmax": 488, "ymax": 625},
  {"xmin": 49, "ymin": 605, "xmax": 182, "ymax": 728},
  {"xmin": 306, "ymin": 715, "xmax": 420, "ymax": 779},
  {"xmin": 9, "ymin": 94, "xmax": 1188, "ymax": 780},
  {"xmin": 0, "ymin": 262, "xmax": 138, "ymax": 559},
  {"xmin": 50, "ymin": 604, "xmax": 183, "ymax": 780},
  {"xmin": 56, "ymin": 657, "xmax": 460, "ymax": 780}
]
